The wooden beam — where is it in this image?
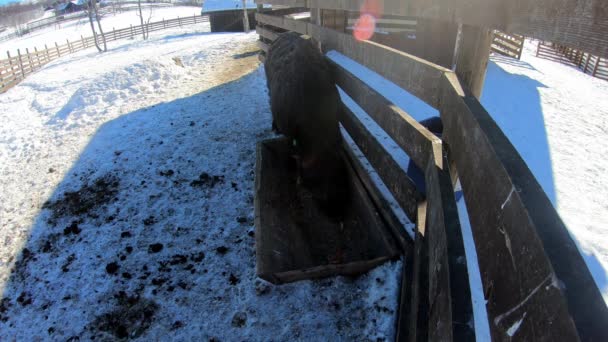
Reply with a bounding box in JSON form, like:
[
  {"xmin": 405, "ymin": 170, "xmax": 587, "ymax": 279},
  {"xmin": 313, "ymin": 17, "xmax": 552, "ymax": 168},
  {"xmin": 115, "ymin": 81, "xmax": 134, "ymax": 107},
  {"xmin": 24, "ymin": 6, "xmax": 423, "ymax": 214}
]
[
  {"xmin": 400, "ymin": 201, "xmax": 428, "ymax": 342},
  {"xmin": 288, "ymin": 0, "xmax": 608, "ymax": 58},
  {"xmin": 331, "ymin": 60, "xmax": 442, "ymax": 170},
  {"xmin": 414, "ymin": 17, "xmax": 459, "ymax": 69},
  {"xmin": 342, "ymin": 132, "xmax": 414, "ymax": 250},
  {"xmin": 339, "ymin": 102, "xmax": 422, "ymax": 223},
  {"xmin": 256, "ymin": 13, "xmax": 450, "ymax": 108},
  {"xmin": 424, "ymin": 150, "xmax": 475, "ymax": 341},
  {"xmin": 257, "ymin": 40, "xmax": 269, "ymax": 53},
  {"xmin": 439, "ymin": 72, "xmax": 608, "ymax": 341},
  {"xmin": 454, "ymin": 25, "xmax": 493, "ymax": 99},
  {"xmin": 256, "ymin": 26, "xmax": 280, "ymax": 41},
  {"xmin": 309, "ymin": 22, "xmax": 450, "ymax": 108}
]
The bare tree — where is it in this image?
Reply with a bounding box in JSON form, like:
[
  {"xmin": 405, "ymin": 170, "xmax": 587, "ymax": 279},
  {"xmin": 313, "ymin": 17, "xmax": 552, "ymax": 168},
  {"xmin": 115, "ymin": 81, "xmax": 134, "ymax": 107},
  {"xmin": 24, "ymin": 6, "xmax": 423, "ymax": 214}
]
[
  {"xmin": 241, "ymin": 0, "xmax": 249, "ymax": 32},
  {"xmin": 84, "ymin": 0, "xmax": 107, "ymax": 52},
  {"xmin": 136, "ymin": 0, "xmax": 154, "ymax": 40},
  {"xmin": 93, "ymin": 1, "xmax": 107, "ymax": 51}
]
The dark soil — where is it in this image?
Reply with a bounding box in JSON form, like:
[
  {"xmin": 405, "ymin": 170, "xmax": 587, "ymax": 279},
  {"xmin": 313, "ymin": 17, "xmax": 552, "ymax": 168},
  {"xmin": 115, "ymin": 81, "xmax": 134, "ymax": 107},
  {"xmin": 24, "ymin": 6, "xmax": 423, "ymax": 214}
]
[
  {"xmin": 91, "ymin": 293, "xmax": 158, "ymax": 340},
  {"xmin": 42, "ymin": 174, "xmax": 119, "ymax": 222}
]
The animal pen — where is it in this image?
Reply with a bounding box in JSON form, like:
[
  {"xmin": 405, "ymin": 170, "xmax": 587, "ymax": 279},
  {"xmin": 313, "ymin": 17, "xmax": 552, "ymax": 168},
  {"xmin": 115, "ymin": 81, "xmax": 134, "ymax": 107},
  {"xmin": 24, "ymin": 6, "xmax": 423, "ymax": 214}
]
[{"xmin": 252, "ymin": 1, "xmax": 608, "ymax": 341}]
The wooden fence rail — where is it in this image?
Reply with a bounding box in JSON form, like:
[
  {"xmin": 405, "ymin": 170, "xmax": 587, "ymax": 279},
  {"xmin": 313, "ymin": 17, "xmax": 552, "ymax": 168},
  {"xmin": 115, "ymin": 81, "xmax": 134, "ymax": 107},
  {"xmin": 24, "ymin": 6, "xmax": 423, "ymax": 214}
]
[
  {"xmin": 0, "ymin": 14, "xmax": 209, "ymax": 93},
  {"xmin": 491, "ymin": 31, "xmax": 524, "ymax": 60},
  {"xmin": 536, "ymin": 41, "xmax": 608, "ymax": 81},
  {"xmin": 256, "ymin": 5, "xmax": 608, "ymax": 342}
]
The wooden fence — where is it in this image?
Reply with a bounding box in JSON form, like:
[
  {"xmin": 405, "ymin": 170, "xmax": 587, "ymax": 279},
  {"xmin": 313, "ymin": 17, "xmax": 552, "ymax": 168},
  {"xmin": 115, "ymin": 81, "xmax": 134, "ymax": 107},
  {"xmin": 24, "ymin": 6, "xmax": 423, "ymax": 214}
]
[
  {"xmin": 255, "ymin": 1, "xmax": 608, "ymax": 341},
  {"xmin": 0, "ymin": 14, "xmax": 209, "ymax": 93},
  {"xmin": 491, "ymin": 31, "xmax": 524, "ymax": 60},
  {"xmin": 536, "ymin": 41, "xmax": 608, "ymax": 81}
]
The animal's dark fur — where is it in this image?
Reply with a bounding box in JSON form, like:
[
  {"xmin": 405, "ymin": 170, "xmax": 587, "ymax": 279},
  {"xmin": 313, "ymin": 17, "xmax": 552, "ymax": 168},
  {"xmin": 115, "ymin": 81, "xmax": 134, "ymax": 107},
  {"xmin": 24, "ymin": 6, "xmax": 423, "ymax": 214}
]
[{"xmin": 264, "ymin": 32, "xmax": 348, "ymax": 217}]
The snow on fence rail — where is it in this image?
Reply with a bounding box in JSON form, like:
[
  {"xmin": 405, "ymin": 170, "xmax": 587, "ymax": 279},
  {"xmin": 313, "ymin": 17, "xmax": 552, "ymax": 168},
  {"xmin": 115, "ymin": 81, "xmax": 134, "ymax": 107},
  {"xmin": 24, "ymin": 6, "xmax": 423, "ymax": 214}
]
[
  {"xmin": 536, "ymin": 41, "xmax": 608, "ymax": 81},
  {"xmin": 256, "ymin": 2, "xmax": 608, "ymax": 341},
  {"xmin": 0, "ymin": 14, "xmax": 209, "ymax": 93}
]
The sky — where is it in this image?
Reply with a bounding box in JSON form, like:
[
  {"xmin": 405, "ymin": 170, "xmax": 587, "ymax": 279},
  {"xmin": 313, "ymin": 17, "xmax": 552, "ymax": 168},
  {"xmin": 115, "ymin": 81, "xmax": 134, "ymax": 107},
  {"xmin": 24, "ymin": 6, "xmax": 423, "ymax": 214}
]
[{"xmin": 0, "ymin": 0, "xmax": 24, "ymax": 6}]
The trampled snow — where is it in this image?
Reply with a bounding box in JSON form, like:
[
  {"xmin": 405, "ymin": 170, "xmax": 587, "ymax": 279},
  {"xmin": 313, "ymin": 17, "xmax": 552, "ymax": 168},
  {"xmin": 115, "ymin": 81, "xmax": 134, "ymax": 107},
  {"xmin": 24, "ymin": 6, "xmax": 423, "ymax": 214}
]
[{"xmin": 0, "ymin": 15, "xmax": 402, "ymax": 341}]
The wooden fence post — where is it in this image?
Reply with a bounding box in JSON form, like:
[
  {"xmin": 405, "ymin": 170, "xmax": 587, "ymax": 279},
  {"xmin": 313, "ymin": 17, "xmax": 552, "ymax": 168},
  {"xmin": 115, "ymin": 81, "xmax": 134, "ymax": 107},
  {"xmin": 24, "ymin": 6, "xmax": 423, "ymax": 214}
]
[
  {"xmin": 7, "ymin": 51, "xmax": 13, "ymax": 78},
  {"xmin": 592, "ymin": 57, "xmax": 600, "ymax": 77},
  {"xmin": 66, "ymin": 39, "xmax": 71, "ymax": 53},
  {"xmin": 130, "ymin": 24, "xmax": 133, "ymax": 39},
  {"xmin": 34, "ymin": 47, "xmax": 40, "ymax": 68},
  {"xmin": 178, "ymin": 16, "xmax": 181, "ymax": 27},
  {"xmin": 584, "ymin": 53, "xmax": 591, "ymax": 73},
  {"xmin": 112, "ymin": 27, "xmax": 116, "ymax": 41},
  {"xmin": 193, "ymin": 14, "xmax": 196, "ymax": 24},
  {"xmin": 81, "ymin": 35, "xmax": 85, "ymax": 48},
  {"xmin": 454, "ymin": 24, "xmax": 493, "ymax": 99},
  {"xmin": 55, "ymin": 42, "xmax": 60, "ymax": 57},
  {"xmin": 163, "ymin": 18, "xmax": 165, "ymax": 29},
  {"xmin": 17, "ymin": 49, "xmax": 25, "ymax": 78},
  {"xmin": 44, "ymin": 44, "xmax": 50, "ymax": 63},
  {"xmin": 25, "ymin": 48, "xmax": 33, "ymax": 71}
]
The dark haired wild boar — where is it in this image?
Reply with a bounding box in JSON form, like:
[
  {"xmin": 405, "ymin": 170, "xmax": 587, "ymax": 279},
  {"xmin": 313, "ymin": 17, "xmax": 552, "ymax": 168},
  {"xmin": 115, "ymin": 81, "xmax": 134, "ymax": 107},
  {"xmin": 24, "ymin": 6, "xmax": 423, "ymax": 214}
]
[{"xmin": 264, "ymin": 32, "xmax": 348, "ymax": 217}]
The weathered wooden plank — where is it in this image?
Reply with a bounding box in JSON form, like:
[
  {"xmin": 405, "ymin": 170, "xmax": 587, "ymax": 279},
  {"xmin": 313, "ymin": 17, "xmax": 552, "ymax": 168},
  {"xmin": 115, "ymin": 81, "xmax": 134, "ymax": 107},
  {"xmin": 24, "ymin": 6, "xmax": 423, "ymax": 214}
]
[
  {"xmin": 309, "ymin": 22, "xmax": 449, "ymax": 108},
  {"xmin": 339, "ymin": 101, "xmax": 421, "ymax": 222},
  {"xmin": 455, "ymin": 24, "xmax": 493, "ymax": 98},
  {"xmin": 424, "ymin": 149, "xmax": 475, "ymax": 341},
  {"xmin": 256, "ymin": 26, "xmax": 280, "ymax": 41},
  {"xmin": 439, "ymin": 72, "xmax": 608, "ymax": 341},
  {"xmin": 491, "ymin": 47, "xmax": 519, "ymax": 59},
  {"xmin": 331, "ymin": 60, "xmax": 442, "ymax": 170},
  {"xmin": 492, "ymin": 37, "xmax": 523, "ymax": 55},
  {"xmin": 268, "ymin": 0, "xmax": 608, "ymax": 57},
  {"xmin": 257, "ymin": 40, "xmax": 269, "ymax": 53},
  {"xmin": 415, "ymin": 17, "xmax": 458, "ymax": 69},
  {"xmin": 341, "ymin": 130, "xmax": 414, "ymax": 250},
  {"xmin": 406, "ymin": 201, "xmax": 429, "ymax": 342},
  {"xmin": 256, "ymin": 12, "xmax": 284, "ymax": 28},
  {"xmin": 395, "ymin": 244, "xmax": 414, "ymax": 342},
  {"xmin": 255, "ymin": 137, "xmax": 399, "ymax": 284},
  {"xmin": 255, "ymin": 13, "xmax": 449, "ymax": 108},
  {"xmin": 0, "ymin": 77, "xmax": 20, "ymax": 93}
]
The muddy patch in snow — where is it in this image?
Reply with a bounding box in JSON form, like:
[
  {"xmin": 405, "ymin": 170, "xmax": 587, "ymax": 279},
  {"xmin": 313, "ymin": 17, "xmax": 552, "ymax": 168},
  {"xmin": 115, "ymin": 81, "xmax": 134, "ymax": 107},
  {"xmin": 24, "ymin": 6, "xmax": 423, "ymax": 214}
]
[
  {"xmin": 90, "ymin": 292, "xmax": 159, "ymax": 340},
  {"xmin": 42, "ymin": 174, "xmax": 119, "ymax": 223}
]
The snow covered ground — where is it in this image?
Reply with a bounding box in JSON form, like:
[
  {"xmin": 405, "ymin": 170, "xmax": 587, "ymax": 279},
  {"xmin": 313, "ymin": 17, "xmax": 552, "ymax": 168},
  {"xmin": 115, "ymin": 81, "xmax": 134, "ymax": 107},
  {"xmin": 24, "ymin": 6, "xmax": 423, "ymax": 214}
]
[
  {"xmin": 1, "ymin": 5, "xmax": 606, "ymax": 339},
  {"xmin": 0, "ymin": 6, "xmax": 202, "ymax": 56},
  {"xmin": 482, "ymin": 41, "xmax": 608, "ymax": 302},
  {"xmin": 0, "ymin": 21, "xmax": 401, "ymax": 341}
]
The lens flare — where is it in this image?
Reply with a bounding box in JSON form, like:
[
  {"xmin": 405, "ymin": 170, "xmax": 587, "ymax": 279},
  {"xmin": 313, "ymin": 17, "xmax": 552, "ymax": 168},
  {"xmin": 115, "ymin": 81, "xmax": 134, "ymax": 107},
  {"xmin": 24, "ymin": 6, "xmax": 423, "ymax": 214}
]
[
  {"xmin": 360, "ymin": 0, "xmax": 383, "ymax": 18},
  {"xmin": 353, "ymin": 13, "xmax": 376, "ymax": 41}
]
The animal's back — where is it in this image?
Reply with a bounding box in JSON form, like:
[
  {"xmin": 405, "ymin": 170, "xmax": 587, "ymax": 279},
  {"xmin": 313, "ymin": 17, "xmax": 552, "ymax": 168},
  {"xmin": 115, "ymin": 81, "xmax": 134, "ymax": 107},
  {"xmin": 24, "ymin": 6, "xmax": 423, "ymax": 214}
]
[{"xmin": 265, "ymin": 32, "xmax": 340, "ymax": 157}]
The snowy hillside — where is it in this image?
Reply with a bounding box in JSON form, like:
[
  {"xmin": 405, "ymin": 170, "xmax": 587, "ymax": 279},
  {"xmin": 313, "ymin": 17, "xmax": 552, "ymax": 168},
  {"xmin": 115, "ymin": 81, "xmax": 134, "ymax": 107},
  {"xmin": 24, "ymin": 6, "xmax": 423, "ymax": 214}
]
[
  {"xmin": 0, "ymin": 23, "xmax": 401, "ymax": 341},
  {"xmin": 0, "ymin": 6, "xmax": 202, "ymax": 55}
]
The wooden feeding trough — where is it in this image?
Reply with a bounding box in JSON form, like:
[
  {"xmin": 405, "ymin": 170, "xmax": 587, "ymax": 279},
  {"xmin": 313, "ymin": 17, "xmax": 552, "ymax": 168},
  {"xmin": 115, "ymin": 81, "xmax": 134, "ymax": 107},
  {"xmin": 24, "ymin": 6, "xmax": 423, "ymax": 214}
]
[{"xmin": 254, "ymin": 137, "xmax": 400, "ymax": 284}]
